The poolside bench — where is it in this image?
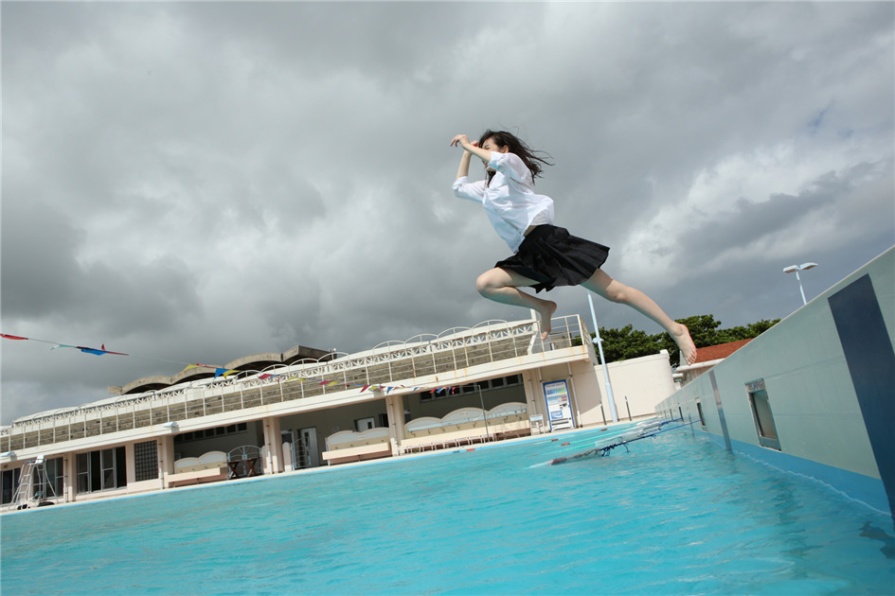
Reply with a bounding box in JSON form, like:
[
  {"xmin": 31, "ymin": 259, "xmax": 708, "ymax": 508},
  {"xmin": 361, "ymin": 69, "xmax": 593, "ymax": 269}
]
[
  {"xmin": 322, "ymin": 427, "xmax": 393, "ymax": 465},
  {"xmin": 486, "ymin": 402, "xmax": 531, "ymax": 439},
  {"xmin": 399, "ymin": 403, "xmax": 530, "ymax": 454},
  {"xmin": 400, "ymin": 408, "xmax": 491, "ymax": 453},
  {"xmin": 167, "ymin": 450, "xmax": 229, "ymax": 487}
]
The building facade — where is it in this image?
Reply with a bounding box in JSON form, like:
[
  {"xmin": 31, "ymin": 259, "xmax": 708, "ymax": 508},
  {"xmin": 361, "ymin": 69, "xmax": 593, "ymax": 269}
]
[{"xmin": 2, "ymin": 315, "xmax": 615, "ymax": 508}]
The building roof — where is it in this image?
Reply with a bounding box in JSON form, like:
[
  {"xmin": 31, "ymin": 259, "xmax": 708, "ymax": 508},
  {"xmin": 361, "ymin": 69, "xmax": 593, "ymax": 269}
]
[
  {"xmin": 692, "ymin": 338, "xmax": 753, "ymax": 364},
  {"xmin": 108, "ymin": 345, "xmax": 335, "ymax": 396}
]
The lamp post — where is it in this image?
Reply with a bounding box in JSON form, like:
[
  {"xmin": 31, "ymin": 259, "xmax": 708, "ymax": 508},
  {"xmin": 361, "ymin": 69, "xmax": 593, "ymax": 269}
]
[
  {"xmin": 587, "ymin": 293, "xmax": 618, "ymax": 423},
  {"xmin": 783, "ymin": 262, "xmax": 818, "ymax": 306}
]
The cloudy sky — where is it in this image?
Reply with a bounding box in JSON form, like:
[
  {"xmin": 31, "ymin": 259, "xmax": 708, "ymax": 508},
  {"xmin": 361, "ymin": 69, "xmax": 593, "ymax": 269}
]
[{"xmin": 2, "ymin": 1, "xmax": 893, "ymax": 425}]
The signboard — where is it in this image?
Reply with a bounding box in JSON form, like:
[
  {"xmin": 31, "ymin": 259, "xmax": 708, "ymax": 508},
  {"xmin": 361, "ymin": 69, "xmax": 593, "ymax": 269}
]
[
  {"xmin": 542, "ymin": 379, "xmax": 575, "ymax": 431},
  {"xmin": 529, "ymin": 413, "xmax": 545, "ymax": 435}
]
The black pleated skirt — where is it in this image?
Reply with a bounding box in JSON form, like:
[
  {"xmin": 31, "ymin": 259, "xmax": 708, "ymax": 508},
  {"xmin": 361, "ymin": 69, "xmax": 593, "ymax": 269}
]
[{"xmin": 495, "ymin": 225, "xmax": 610, "ymax": 293}]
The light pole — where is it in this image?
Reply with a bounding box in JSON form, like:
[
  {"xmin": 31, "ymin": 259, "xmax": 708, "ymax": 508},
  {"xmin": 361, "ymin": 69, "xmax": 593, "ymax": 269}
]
[
  {"xmin": 783, "ymin": 262, "xmax": 818, "ymax": 306},
  {"xmin": 587, "ymin": 293, "xmax": 618, "ymax": 423}
]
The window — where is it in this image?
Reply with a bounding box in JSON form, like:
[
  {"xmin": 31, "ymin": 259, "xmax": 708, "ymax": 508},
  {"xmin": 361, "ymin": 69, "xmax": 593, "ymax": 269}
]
[
  {"xmin": 174, "ymin": 422, "xmax": 248, "ymax": 444},
  {"xmin": 76, "ymin": 453, "xmax": 89, "ymax": 494},
  {"xmin": 695, "ymin": 401, "xmax": 705, "ymax": 427},
  {"xmin": 76, "ymin": 447, "xmax": 127, "ymax": 493},
  {"xmin": 134, "ymin": 441, "xmax": 159, "ymax": 482},
  {"xmin": 747, "ymin": 379, "xmax": 780, "ymax": 450},
  {"xmin": 42, "ymin": 457, "xmax": 64, "ymax": 498},
  {"xmin": 1, "ymin": 468, "xmax": 21, "ymax": 505},
  {"xmin": 419, "ymin": 375, "xmax": 523, "ymax": 401},
  {"xmin": 100, "ymin": 449, "xmax": 116, "ymax": 490}
]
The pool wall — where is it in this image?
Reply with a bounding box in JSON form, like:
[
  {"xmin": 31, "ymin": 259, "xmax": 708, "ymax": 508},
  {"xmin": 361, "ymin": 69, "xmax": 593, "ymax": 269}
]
[{"xmin": 657, "ymin": 247, "xmax": 894, "ymax": 519}]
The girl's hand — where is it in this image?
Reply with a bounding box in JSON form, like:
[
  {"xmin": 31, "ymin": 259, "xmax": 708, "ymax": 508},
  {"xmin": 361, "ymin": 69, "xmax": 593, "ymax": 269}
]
[{"xmin": 450, "ymin": 134, "xmax": 478, "ymax": 150}]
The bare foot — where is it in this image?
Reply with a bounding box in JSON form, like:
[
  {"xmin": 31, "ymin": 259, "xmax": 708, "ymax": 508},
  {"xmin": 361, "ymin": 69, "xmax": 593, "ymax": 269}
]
[
  {"xmin": 537, "ymin": 301, "xmax": 558, "ymax": 340},
  {"xmin": 672, "ymin": 323, "xmax": 697, "ymax": 365}
]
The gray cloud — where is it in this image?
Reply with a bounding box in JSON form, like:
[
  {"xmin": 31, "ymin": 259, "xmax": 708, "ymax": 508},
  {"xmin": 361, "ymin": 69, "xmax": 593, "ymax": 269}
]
[
  {"xmin": 2, "ymin": 1, "xmax": 893, "ymax": 425},
  {"xmin": 2, "ymin": 201, "xmax": 85, "ymax": 318}
]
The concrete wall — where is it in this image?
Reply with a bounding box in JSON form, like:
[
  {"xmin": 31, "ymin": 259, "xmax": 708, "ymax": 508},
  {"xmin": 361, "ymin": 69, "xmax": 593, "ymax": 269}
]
[
  {"xmin": 657, "ymin": 248, "xmax": 895, "ymax": 517},
  {"xmin": 513, "ymin": 351, "xmax": 674, "ymax": 428},
  {"xmin": 524, "ymin": 361, "xmax": 606, "ymax": 428},
  {"xmin": 595, "ymin": 351, "xmax": 676, "ymax": 421}
]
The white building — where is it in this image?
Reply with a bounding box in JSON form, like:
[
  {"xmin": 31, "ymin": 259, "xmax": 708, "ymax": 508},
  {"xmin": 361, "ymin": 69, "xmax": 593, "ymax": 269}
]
[{"xmin": 5, "ymin": 314, "xmax": 674, "ymax": 509}]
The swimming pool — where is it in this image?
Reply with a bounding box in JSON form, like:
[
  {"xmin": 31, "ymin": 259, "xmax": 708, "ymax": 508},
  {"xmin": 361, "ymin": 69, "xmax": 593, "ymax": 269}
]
[{"xmin": 2, "ymin": 423, "xmax": 893, "ymax": 594}]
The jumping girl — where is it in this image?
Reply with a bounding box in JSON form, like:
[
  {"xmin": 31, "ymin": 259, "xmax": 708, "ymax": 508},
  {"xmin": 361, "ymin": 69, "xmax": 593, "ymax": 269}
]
[{"xmin": 450, "ymin": 130, "xmax": 698, "ymax": 365}]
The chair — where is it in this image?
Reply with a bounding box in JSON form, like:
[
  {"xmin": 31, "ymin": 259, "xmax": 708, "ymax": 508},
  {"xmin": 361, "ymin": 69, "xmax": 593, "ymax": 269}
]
[{"xmin": 227, "ymin": 445, "xmax": 263, "ymax": 478}]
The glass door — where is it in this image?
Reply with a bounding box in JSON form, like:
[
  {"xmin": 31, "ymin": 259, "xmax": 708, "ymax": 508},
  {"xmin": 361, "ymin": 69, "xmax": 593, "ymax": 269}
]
[
  {"xmin": 281, "ymin": 429, "xmax": 297, "ymax": 470},
  {"xmin": 101, "ymin": 448, "xmax": 116, "ymax": 490},
  {"xmin": 297, "ymin": 428, "xmax": 319, "ymax": 469}
]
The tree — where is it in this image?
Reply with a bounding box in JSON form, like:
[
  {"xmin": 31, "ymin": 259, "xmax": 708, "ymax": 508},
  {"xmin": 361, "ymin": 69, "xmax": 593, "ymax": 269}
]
[
  {"xmin": 716, "ymin": 319, "xmax": 779, "ymax": 343},
  {"xmin": 589, "ymin": 315, "xmax": 780, "ymax": 364},
  {"xmin": 597, "ymin": 324, "xmax": 663, "ymax": 362}
]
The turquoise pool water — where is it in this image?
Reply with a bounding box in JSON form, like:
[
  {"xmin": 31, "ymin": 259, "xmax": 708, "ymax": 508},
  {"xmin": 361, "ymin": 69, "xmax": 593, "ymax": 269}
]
[{"xmin": 2, "ymin": 424, "xmax": 893, "ymax": 594}]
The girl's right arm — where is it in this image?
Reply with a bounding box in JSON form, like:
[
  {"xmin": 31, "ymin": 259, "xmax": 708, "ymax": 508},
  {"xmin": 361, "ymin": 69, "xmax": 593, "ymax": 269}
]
[
  {"xmin": 450, "ymin": 134, "xmax": 489, "ymax": 164},
  {"xmin": 456, "ymin": 148, "xmax": 472, "ymax": 180},
  {"xmin": 451, "ymin": 134, "xmax": 529, "ymax": 183},
  {"xmin": 451, "ymin": 135, "xmax": 486, "ymax": 202}
]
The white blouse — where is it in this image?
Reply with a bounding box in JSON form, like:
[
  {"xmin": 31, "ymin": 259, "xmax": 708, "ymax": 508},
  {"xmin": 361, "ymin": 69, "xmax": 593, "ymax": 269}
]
[{"xmin": 452, "ymin": 151, "xmax": 555, "ymax": 252}]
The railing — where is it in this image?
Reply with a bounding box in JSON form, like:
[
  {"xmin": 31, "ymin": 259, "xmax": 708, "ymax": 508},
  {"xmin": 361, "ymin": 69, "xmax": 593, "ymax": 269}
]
[{"xmin": 0, "ymin": 315, "xmax": 588, "ymax": 452}]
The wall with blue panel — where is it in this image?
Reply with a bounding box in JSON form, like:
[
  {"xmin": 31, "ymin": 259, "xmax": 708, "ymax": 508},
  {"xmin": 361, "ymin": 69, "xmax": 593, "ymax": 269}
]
[{"xmin": 658, "ymin": 247, "xmax": 894, "ymax": 517}]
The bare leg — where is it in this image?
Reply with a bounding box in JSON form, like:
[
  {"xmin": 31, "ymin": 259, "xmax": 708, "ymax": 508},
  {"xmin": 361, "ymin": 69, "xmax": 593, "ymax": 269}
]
[
  {"xmin": 582, "ymin": 269, "xmax": 698, "ymax": 364},
  {"xmin": 476, "ymin": 268, "xmax": 557, "ymax": 340}
]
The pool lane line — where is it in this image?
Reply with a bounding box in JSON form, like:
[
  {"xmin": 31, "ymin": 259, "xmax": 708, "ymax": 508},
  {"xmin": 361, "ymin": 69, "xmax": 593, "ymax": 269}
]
[{"xmin": 547, "ymin": 418, "xmax": 699, "ymax": 465}]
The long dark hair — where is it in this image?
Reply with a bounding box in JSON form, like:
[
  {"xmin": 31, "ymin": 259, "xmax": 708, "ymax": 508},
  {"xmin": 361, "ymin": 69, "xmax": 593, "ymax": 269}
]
[{"xmin": 478, "ymin": 129, "xmax": 553, "ymax": 183}]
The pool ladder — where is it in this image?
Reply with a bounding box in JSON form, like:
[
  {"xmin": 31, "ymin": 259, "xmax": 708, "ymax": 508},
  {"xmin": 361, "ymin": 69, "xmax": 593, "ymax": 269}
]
[{"xmin": 9, "ymin": 456, "xmax": 56, "ymax": 510}]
